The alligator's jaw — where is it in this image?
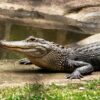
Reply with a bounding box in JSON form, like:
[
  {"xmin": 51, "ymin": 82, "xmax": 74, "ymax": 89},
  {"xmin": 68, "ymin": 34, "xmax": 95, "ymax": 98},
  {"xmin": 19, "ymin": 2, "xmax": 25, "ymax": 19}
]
[
  {"xmin": 0, "ymin": 40, "xmax": 51, "ymax": 57},
  {"xmin": 0, "ymin": 40, "xmax": 33, "ymax": 52}
]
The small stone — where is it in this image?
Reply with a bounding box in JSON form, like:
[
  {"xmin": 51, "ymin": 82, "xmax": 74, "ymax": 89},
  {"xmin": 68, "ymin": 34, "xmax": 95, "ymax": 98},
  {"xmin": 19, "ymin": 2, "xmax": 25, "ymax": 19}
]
[{"xmin": 79, "ymin": 87, "xmax": 85, "ymax": 90}]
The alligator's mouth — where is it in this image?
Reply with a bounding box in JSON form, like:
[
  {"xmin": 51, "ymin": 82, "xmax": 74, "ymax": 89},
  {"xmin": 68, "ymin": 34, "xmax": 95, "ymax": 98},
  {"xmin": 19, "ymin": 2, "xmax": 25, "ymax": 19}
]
[
  {"xmin": 0, "ymin": 40, "xmax": 37, "ymax": 52},
  {"xmin": 0, "ymin": 40, "xmax": 51, "ymax": 58}
]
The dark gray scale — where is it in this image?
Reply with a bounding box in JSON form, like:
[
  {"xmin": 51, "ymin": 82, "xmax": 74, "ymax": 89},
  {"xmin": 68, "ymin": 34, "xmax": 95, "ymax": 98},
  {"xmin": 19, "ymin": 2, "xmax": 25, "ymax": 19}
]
[
  {"xmin": 74, "ymin": 42, "xmax": 100, "ymax": 57},
  {"xmin": 73, "ymin": 42, "xmax": 100, "ymax": 70},
  {"xmin": 90, "ymin": 55, "xmax": 100, "ymax": 70},
  {"xmin": 77, "ymin": 49, "xmax": 100, "ymax": 59}
]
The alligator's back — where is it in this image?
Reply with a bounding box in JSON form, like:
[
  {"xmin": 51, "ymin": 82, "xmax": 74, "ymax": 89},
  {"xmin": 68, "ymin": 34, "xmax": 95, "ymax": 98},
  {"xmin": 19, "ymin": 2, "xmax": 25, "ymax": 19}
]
[{"xmin": 73, "ymin": 42, "xmax": 100, "ymax": 69}]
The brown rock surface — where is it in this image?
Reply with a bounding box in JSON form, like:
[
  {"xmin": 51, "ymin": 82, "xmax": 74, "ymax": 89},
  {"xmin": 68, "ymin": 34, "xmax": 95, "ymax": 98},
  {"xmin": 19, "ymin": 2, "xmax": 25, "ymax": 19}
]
[{"xmin": 0, "ymin": 0, "xmax": 100, "ymax": 34}]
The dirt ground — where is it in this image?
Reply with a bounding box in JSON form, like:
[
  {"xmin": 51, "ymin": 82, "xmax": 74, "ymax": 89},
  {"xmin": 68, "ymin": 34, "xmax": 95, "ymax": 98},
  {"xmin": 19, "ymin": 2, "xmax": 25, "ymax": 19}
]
[{"xmin": 0, "ymin": 60, "xmax": 99, "ymax": 88}]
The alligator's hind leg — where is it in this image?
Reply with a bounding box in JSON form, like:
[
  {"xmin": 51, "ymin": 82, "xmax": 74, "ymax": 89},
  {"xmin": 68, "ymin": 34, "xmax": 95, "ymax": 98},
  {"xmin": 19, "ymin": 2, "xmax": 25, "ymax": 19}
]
[{"xmin": 19, "ymin": 58, "xmax": 32, "ymax": 65}]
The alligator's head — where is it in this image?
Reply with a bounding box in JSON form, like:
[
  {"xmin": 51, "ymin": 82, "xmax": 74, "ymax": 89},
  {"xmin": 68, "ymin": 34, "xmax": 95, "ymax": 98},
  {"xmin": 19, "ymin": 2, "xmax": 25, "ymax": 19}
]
[
  {"xmin": 0, "ymin": 36, "xmax": 61, "ymax": 58},
  {"xmin": 0, "ymin": 36, "xmax": 68, "ymax": 70}
]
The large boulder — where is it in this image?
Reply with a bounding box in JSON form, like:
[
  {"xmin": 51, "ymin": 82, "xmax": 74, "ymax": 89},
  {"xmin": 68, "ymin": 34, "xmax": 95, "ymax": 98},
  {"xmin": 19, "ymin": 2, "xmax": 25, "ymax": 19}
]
[{"xmin": 77, "ymin": 33, "xmax": 100, "ymax": 45}]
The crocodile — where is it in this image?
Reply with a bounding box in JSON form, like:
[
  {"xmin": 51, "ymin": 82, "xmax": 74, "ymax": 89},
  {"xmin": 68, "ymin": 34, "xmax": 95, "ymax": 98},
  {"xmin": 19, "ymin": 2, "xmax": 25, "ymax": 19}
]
[{"xmin": 0, "ymin": 36, "xmax": 100, "ymax": 79}]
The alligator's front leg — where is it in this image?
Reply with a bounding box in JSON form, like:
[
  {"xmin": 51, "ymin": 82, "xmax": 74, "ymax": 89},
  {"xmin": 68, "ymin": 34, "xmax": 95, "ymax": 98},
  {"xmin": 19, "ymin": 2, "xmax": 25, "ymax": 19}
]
[
  {"xmin": 65, "ymin": 60, "xmax": 94, "ymax": 79},
  {"xmin": 19, "ymin": 58, "xmax": 32, "ymax": 65}
]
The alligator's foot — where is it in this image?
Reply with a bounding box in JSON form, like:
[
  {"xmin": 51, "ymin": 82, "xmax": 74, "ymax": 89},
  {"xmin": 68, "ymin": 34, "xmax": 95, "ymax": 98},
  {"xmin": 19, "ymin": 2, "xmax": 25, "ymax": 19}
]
[
  {"xmin": 65, "ymin": 71, "xmax": 83, "ymax": 79},
  {"xmin": 19, "ymin": 58, "xmax": 32, "ymax": 65}
]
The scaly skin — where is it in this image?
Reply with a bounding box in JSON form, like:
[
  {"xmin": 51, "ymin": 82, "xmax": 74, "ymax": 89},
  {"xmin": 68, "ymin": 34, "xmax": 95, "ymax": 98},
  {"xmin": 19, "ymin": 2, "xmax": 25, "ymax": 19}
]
[{"xmin": 0, "ymin": 36, "xmax": 100, "ymax": 79}]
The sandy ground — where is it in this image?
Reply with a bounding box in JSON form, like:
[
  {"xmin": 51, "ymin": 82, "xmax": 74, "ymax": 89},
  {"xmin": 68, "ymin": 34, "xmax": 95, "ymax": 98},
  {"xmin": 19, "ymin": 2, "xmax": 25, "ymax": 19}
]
[{"xmin": 0, "ymin": 60, "xmax": 99, "ymax": 88}]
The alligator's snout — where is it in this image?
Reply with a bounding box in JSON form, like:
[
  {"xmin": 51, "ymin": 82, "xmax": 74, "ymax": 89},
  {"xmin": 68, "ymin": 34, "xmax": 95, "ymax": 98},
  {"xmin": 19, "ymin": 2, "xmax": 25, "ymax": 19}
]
[
  {"xmin": 0, "ymin": 39, "xmax": 51, "ymax": 58},
  {"xmin": 0, "ymin": 40, "xmax": 36, "ymax": 52},
  {"xmin": 0, "ymin": 40, "xmax": 26, "ymax": 48},
  {"xmin": 0, "ymin": 40, "xmax": 10, "ymax": 47}
]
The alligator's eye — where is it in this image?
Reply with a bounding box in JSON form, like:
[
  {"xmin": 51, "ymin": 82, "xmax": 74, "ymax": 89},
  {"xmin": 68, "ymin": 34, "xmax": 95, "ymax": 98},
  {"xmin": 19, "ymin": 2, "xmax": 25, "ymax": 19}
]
[
  {"xmin": 61, "ymin": 46, "xmax": 65, "ymax": 49},
  {"xmin": 29, "ymin": 38, "xmax": 35, "ymax": 42},
  {"xmin": 56, "ymin": 44, "xmax": 60, "ymax": 47},
  {"xmin": 26, "ymin": 36, "xmax": 36, "ymax": 42}
]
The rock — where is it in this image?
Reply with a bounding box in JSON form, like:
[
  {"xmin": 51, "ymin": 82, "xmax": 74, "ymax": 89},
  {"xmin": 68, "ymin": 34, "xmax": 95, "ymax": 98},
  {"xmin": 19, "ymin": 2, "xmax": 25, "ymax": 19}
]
[
  {"xmin": 79, "ymin": 87, "xmax": 85, "ymax": 90},
  {"xmin": 77, "ymin": 33, "xmax": 100, "ymax": 45}
]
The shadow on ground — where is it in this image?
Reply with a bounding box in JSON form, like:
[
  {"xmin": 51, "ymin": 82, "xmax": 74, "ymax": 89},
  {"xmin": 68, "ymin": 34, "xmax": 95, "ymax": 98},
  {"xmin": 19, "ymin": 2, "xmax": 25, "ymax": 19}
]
[{"xmin": 0, "ymin": 60, "xmax": 100, "ymax": 87}]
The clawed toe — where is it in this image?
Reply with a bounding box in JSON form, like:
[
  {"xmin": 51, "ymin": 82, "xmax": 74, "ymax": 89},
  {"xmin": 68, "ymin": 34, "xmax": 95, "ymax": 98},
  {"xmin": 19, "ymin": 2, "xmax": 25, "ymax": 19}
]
[
  {"xmin": 19, "ymin": 59, "xmax": 32, "ymax": 65},
  {"xmin": 65, "ymin": 71, "xmax": 83, "ymax": 79}
]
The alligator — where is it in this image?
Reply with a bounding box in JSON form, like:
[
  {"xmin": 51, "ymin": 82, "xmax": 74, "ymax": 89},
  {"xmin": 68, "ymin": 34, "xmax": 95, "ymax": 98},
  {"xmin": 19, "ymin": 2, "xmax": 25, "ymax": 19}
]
[{"xmin": 0, "ymin": 36, "xmax": 100, "ymax": 79}]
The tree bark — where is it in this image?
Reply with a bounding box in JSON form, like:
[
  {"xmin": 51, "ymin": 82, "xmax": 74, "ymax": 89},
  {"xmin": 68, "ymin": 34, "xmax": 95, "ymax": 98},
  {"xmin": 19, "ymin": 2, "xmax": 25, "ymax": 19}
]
[{"xmin": 0, "ymin": 0, "xmax": 100, "ymax": 34}]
